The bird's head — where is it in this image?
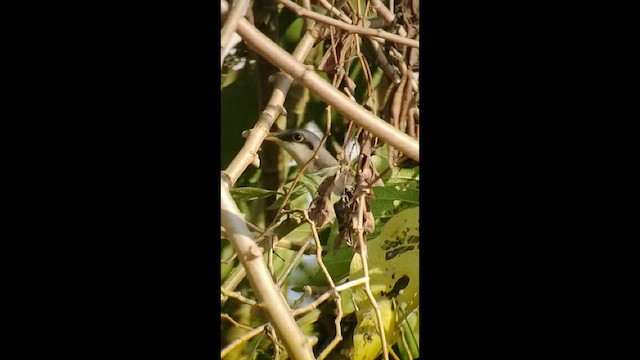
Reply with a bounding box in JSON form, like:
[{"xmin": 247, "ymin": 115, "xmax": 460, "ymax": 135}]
[{"xmin": 264, "ymin": 128, "xmax": 338, "ymax": 172}]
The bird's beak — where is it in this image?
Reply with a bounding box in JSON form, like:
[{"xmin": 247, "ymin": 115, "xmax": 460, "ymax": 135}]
[{"xmin": 264, "ymin": 133, "xmax": 281, "ymax": 142}]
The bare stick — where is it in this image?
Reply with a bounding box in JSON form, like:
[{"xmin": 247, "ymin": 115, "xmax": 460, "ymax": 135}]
[
  {"xmin": 278, "ymin": 0, "xmax": 417, "ymax": 48},
  {"xmin": 370, "ymin": 0, "xmax": 395, "ymax": 23},
  {"xmin": 221, "ymin": 181, "xmax": 315, "ymax": 360},
  {"xmin": 221, "ymin": 287, "xmax": 258, "ymax": 306}
]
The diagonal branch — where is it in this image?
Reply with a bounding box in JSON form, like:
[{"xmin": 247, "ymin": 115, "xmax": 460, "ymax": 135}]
[
  {"xmin": 221, "ymin": 179, "xmax": 315, "ymax": 360},
  {"xmin": 223, "ymin": 26, "xmax": 323, "ymax": 186},
  {"xmin": 220, "ymin": 0, "xmax": 250, "ymax": 66},
  {"xmin": 221, "ymin": 0, "xmax": 419, "ymax": 162}
]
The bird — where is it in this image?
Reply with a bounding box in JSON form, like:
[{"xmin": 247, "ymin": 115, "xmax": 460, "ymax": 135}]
[{"xmin": 264, "ymin": 128, "xmax": 339, "ymax": 173}]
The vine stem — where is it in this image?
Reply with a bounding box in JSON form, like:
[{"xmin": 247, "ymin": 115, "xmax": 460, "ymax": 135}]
[
  {"xmin": 356, "ymin": 191, "xmax": 389, "ymax": 360},
  {"xmin": 301, "ymin": 210, "xmax": 343, "ymax": 360}
]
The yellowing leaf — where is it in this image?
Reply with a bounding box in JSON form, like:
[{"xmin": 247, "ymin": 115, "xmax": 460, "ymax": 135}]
[{"xmin": 349, "ymin": 206, "xmax": 419, "ymax": 360}]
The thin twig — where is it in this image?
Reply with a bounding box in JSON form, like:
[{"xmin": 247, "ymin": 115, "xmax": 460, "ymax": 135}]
[
  {"xmin": 221, "ymin": 287, "xmax": 258, "ymax": 306},
  {"xmin": 316, "ymin": 0, "xmax": 352, "ymax": 23},
  {"xmin": 356, "ymin": 191, "xmax": 389, "ymax": 360},
  {"xmin": 301, "ymin": 210, "xmax": 344, "ymax": 359},
  {"xmin": 389, "ymin": 347, "xmax": 401, "ymax": 360},
  {"xmin": 221, "ymin": 313, "xmax": 255, "ymax": 331},
  {"xmin": 266, "ymin": 325, "xmax": 284, "ymax": 358},
  {"xmin": 278, "ymin": 0, "xmax": 418, "ymax": 48},
  {"xmin": 276, "ymin": 238, "xmax": 312, "ymax": 287},
  {"xmin": 221, "ymin": 213, "xmax": 298, "ymax": 278},
  {"xmin": 399, "ymin": 72, "xmax": 415, "ymax": 135},
  {"xmin": 292, "ymin": 289, "xmax": 333, "ymax": 316},
  {"xmin": 399, "ymin": 325, "xmax": 414, "ymax": 360},
  {"xmin": 267, "ymin": 235, "xmax": 275, "ymax": 280},
  {"xmin": 389, "ymin": 47, "xmax": 419, "ymax": 93},
  {"xmin": 273, "ymin": 238, "xmax": 317, "ymax": 254},
  {"xmin": 221, "ymin": 322, "xmax": 268, "ymax": 358},
  {"xmin": 291, "ymin": 285, "xmax": 313, "ymax": 309},
  {"xmin": 291, "ymin": 277, "xmax": 368, "ymax": 317},
  {"xmin": 319, "ymin": 298, "xmax": 343, "ymax": 360}
]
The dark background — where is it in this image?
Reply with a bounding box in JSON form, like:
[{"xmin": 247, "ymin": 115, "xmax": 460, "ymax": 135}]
[{"xmin": 5, "ymin": 1, "xmax": 631, "ymax": 359}]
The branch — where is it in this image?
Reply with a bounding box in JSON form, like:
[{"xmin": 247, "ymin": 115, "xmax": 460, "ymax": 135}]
[
  {"xmin": 370, "ymin": 0, "xmax": 396, "ymax": 24},
  {"xmin": 279, "ymin": 0, "xmax": 418, "ymax": 48},
  {"xmin": 315, "ymin": 0, "xmax": 353, "ymax": 24},
  {"xmin": 220, "ymin": 0, "xmax": 250, "ymax": 67},
  {"xmin": 221, "ymin": 179, "xmax": 315, "ymax": 360},
  {"xmin": 221, "ymin": 322, "xmax": 268, "ymax": 358},
  {"xmin": 221, "ymin": 0, "xmax": 419, "ymax": 163},
  {"xmin": 223, "ymin": 27, "xmax": 322, "ymax": 186}
]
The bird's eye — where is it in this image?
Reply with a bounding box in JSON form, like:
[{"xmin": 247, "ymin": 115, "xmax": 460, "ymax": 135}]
[{"xmin": 293, "ymin": 133, "xmax": 304, "ymax": 142}]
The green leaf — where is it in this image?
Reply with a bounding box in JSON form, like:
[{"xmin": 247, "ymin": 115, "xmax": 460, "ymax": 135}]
[
  {"xmin": 230, "ymin": 187, "xmax": 279, "ymax": 202},
  {"xmin": 298, "ymin": 173, "xmax": 324, "ymax": 195},
  {"xmin": 370, "ymin": 199, "xmax": 397, "ymax": 219},
  {"xmin": 266, "ymin": 185, "xmax": 309, "ymax": 210},
  {"xmin": 400, "ymin": 310, "xmax": 420, "ymax": 358},
  {"xmin": 373, "ymin": 183, "xmax": 420, "ymax": 204},
  {"xmin": 371, "ymin": 154, "xmax": 390, "ymax": 176},
  {"xmin": 388, "ymin": 167, "xmax": 420, "ymax": 182},
  {"xmin": 282, "ymin": 17, "xmax": 304, "ymax": 46}
]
